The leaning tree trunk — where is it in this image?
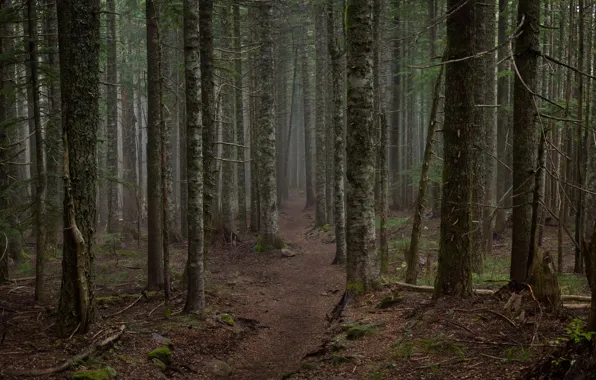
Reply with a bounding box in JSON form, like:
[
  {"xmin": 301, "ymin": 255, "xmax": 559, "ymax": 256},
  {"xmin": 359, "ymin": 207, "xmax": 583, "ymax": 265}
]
[
  {"xmin": 345, "ymin": 0, "xmax": 379, "ymax": 294},
  {"xmin": 510, "ymin": 0, "xmax": 539, "ymax": 283},
  {"xmin": 56, "ymin": 0, "xmax": 100, "ymax": 336},
  {"xmin": 327, "ymin": 0, "xmax": 346, "ymax": 265},
  {"xmin": 255, "ymin": 2, "xmax": 282, "ymax": 250},
  {"xmin": 407, "ymin": 65, "xmax": 443, "ymax": 285},
  {"xmin": 183, "ymin": 0, "xmax": 205, "ymax": 313},
  {"xmin": 434, "ymin": 0, "xmax": 477, "ymax": 299}
]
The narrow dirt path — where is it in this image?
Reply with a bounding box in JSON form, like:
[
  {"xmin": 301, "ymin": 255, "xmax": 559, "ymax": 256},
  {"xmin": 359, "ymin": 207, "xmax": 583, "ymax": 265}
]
[{"xmin": 227, "ymin": 194, "xmax": 344, "ymax": 380}]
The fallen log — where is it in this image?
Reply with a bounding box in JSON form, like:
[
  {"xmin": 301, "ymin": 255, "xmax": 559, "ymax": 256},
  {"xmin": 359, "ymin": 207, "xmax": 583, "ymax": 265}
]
[
  {"xmin": 1, "ymin": 324, "xmax": 125, "ymax": 377},
  {"xmin": 391, "ymin": 282, "xmax": 590, "ymax": 303}
]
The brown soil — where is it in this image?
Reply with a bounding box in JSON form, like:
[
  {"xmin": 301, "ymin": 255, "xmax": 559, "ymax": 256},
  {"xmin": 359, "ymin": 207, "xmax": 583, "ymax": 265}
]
[
  {"xmin": 0, "ymin": 193, "xmax": 344, "ymax": 380},
  {"xmin": 0, "ymin": 192, "xmax": 589, "ymax": 380}
]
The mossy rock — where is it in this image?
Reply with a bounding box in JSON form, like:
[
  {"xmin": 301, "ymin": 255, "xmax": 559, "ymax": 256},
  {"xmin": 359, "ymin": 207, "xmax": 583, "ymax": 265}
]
[
  {"xmin": 148, "ymin": 347, "xmax": 172, "ymax": 365},
  {"xmin": 345, "ymin": 323, "xmax": 377, "ymax": 340},
  {"xmin": 376, "ymin": 295, "xmax": 403, "ymax": 309},
  {"xmin": 217, "ymin": 313, "xmax": 235, "ymax": 326},
  {"xmin": 71, "ymin": 367, "xmax": 116, "ymax": 380}
]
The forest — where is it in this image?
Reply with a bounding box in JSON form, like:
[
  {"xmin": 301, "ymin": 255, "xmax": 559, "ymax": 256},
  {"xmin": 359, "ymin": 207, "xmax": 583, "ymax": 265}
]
[{"xmin": 1, "ymin": 0, "xmax": 596, "ymax": 378}]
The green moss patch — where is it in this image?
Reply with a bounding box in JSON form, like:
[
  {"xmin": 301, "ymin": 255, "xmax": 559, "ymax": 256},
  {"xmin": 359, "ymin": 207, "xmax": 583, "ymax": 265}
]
[{"xmin": 147, "ymin": 347, "xmax": 172, "ymax": 365}]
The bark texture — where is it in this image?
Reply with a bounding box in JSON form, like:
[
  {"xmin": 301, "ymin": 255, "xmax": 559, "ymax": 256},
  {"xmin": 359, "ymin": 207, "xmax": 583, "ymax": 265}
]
[
  {"xmin": 256, "ymin": 2, "xmax": 281, "ymax": 249},
  {"xmin": 234, "ymin": 4, "xmax": 246, "ymax": 230},
  {"xmin": 56, "ymin": 0, "xmax": 100, "ymax": 335},
  {"xmin": 314, "ymin": 2, "xmax": 327, "ymax": 227},
  {"xmin": 434, "ymin": 0, "xmax": 476, "ymax": 298},
  {"xmin": 201, "ymin": 0, "xmax": 215, "ymax": 263},
  {"xmin": 345, "ymin": 0, "xmax": 379, "ymax": 294},
  {"xmin": 301, "ymin": 31, "xmax": 315, "ymax": 210},
  {"xmin": 183, "ymin": 0, "xmax": 205, "ymax": 313},
  {"xmin": 146, "ymin": 0, "xmax": 163, "ymax": 289},
  {"xmin": 221, "ymin": 4, "xmax": 236, "ymax": 241},
  {"xmin": 327, "ymin": 0, "xmax": 345, "ymax": 265},
  {"xmin": 106, "ymin": 0, "xmax": 119, "ymax": 233}
]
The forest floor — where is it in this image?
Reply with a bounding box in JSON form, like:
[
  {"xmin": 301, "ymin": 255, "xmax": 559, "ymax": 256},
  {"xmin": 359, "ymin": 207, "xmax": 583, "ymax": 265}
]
[{"xmin": 0, "ymin": 191, "xmax": 591, "ymax": 379}]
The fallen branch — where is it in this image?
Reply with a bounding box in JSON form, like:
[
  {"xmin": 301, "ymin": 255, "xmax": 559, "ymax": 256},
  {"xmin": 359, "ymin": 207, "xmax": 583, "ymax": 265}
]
[
  {"xmin": 105, "ymin": 294, "xmax": 143, "ymax": 318},
  {"xmin": 391, "ymin": 282, "xmax": 590, "ymax": 303},
  {"xmin": 1, "ymin": 324, "xmax": 125, "ymax": 377}
]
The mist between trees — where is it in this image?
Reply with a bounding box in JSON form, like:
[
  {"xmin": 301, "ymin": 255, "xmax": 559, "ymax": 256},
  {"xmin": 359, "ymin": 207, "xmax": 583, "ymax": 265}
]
[{"xmin": 0, "ymin": 0, "xmax": 596, "ymax": 376}]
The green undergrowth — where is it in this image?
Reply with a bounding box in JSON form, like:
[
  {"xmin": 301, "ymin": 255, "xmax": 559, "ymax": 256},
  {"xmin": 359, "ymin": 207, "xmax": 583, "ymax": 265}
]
[
  {"xmin": 375, "ymin": 216, "xmax": 409, "ymax": 230},
  {"xmin": 254, "ymin": 234, "xmax": 287, "ymax": 253},
  {"xmin": 393, "ymin": 334, "xmax": 467, "ymax": 360}
]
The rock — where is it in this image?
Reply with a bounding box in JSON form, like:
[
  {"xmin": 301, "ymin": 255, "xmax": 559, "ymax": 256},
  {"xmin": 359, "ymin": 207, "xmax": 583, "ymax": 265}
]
[
  {"xmin": 207, "ymin": 359, "xmax": 232, "ymax": 378},
  {"xmin": 71, "ymin": 367, "xmax": 117, "ymax": 380},
  {"xmin": 281, "ymin": 248, "xmax": 295, "ymax": 258},
  {"xmin": 148, "ymin": 347, "xmax": 172, "ymax": 366},
  {"xmin": 151, "ymin": 332, "xmax": 173, "ymax": 347}
]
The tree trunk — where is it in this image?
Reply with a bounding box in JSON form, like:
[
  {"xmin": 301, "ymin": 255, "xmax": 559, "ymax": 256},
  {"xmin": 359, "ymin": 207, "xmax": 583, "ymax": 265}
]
[
  {"xmin": 56, "ymin": 0, "xmax": 100, "ymax": 336},
  {"xmin": 574, "ymin": 0, "xmax": 586, "ymax": 275},
  {"xmin": 106, "ymin": 0, "xmax": 119, "ymax": 233},
  {"xmin": 390, "ymin": 1, "xmax": 402, "ymax": 210},
  {"xmin": 22, "ymin": 3, "xmax": 36, "ymax": 199},
  {"xmin": 434, "ymin": 0, "xmax": 477, "ymax": 299},
  {"xmin": 26, "ymin": 0, "xmax": 48, "ymax": 301},
  {"xmin": 327, "ymin": 0, "xmax": 346, "ymax": 265},
  {"xmin": 44, "ymin": 0, "xmax": 62, "ymax": 249},
  {"xmin": 122, "ymin": 57, "xmax": 138, "ymax": 224},
  {"xmin": 345, "ymin": 0, "xmax": 379, "ymax": 294},
  {"xmin": 255, "ymin": 2, "xmax": 281, "ymax": 250},
  {"xmin": 0, "ymin": 0, "xmax": 11, "ymax": 283},
  {"xmin": 314, "ymin": 3, "xmax": 327, "ymax": 227},
  {"xmin": 201, "ymin": 0, "xmax": 215, "ymax": 265},
  {"xmin": 510, "ymin": 0, "xmax": 540, "ymax": 283},
  {"xmin": 495, "ymin": 0, "xmax": 510, "ymax": 234},
  {"xmin": 301, "ymin": 31, "xmax": 315, "ymax": 210},
  {"xmin": 221, "ymin": 4, "xmax": 237, "ymax": 242},
  {"xmin": 249, "ymin": 4, "xmax": 259, "ymax": 232},
  {"xmin": 234, "ymin": 3, "xmax": 246, "ymax": 231},
  {"xmin": 146, "ymin": 0, "xmax": 164, "ymax": 289},
  {"xmin": 481, "ymin": 0, "xmax": 498, "ymax": 261},
  {"xmin": 183, "ymin": 0, "xmax": 205, "ymax": 313}
]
